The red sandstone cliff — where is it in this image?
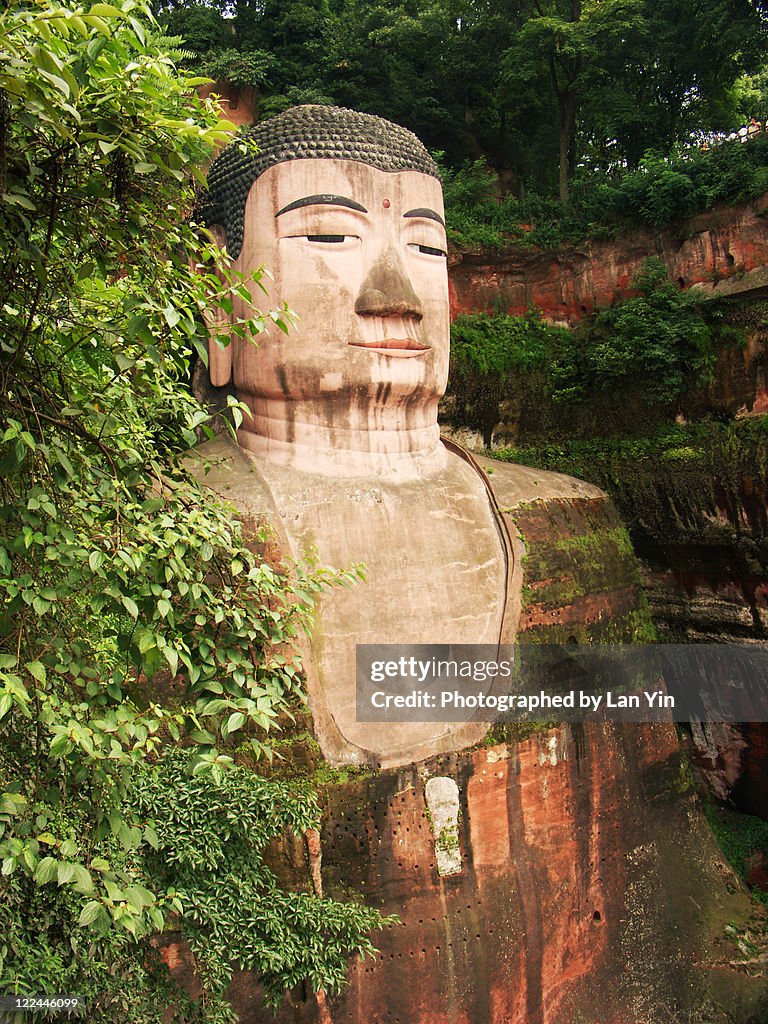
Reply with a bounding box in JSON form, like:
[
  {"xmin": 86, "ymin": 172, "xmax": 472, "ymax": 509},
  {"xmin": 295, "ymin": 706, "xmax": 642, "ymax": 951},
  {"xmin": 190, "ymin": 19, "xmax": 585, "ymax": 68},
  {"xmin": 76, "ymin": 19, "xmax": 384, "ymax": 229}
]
[
  {"xmin": 448, "ymin": 194, "xmax": 768, "ymax": 324},
  {"xmin": 207, "ymin": 725, "xmax": 765, "ymax": 1024}
]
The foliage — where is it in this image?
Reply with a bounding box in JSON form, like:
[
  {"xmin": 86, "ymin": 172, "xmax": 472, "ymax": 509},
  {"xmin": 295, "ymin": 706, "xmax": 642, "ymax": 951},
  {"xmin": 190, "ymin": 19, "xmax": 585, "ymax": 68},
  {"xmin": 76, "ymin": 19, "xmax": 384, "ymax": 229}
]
[
  {"xmin": 202, "ymin": 47, "xmax": 276, "ymax": 88},
  {"xmin": 448, "ymin": 261, "xmax": 727, "ymax": 440},
  {"xmin": 156, "ymin": 0, "xmax": 768, "ymax": 199},
  {"xmin": 0, "ymin": 1, "xmax": 380, "ymax": 1019},
  {"xmin": 499, "ymin": 0, "xmax": 646, "ymax": 203},
  {"xmin": 704, "ymin": 801, "xmax": 768, "ymax": 906},
  {"xmin": 450, "ymin": 310, "xmax": 562, "ymax": 380},
  {"xmin": 550, "ymin": 258, "xmax": 715, "ymax": 404},
  {"xmin": 161, "ymin": 1, "xmax": 232, "ymax": 54},
  {"xmin": 445, "ymin": 135, "xmax": 768, "ymax": 251},
  {"xmin": 260, "ymin": 84, "xmax": 335, "ymax": 119},
  {"xmin": 492, "ymin": 416, "xmax": 768, "ymax": 548},
  {"xmin": 132, "ymin": 752, "xmax": 386, "ymax": 1012},
  {"xmin": 735, "ymin": 68, "xmax": 768, "ymax": 125}
]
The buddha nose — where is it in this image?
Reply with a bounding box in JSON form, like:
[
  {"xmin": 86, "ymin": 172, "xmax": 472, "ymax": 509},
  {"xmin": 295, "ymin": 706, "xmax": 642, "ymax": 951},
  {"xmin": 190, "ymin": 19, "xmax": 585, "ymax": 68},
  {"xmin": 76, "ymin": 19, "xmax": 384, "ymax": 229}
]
[{"xmin": 354, "ymin": 246, "xmax": 424, "ymax": 321}]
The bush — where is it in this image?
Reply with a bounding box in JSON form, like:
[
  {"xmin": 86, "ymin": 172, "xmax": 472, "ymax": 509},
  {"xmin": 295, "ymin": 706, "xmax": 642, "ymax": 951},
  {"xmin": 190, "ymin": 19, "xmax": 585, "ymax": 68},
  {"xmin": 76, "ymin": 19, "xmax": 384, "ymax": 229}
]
[
  {"xmin": 551, "ymin": 259, "xmax": 715, "ymax": 405},
  {"xmin": 450, "ymin": 310, "xmax": 563, "ymax": 380}
]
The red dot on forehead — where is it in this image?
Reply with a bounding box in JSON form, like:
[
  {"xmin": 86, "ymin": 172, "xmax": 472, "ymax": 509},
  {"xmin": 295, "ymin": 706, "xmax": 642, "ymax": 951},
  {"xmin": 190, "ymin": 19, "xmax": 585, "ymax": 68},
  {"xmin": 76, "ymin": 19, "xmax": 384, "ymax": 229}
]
[{"xmin": 382, "ymin": 199, "xmax": 391, "ymax": 208}]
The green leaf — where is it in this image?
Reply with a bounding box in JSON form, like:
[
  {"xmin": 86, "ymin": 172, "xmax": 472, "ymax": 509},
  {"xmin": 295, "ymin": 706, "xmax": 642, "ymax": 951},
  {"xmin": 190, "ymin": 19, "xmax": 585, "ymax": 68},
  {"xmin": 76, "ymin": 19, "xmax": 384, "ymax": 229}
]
[
  {"xmin": 72, "ymin": 864, "xmax": 94, "ymax": 892},
  {"xmin": 57, "ymin": 861, "xmax": 77, "ymax": 885},
  {"xmin": 49, "ymin": 733, "xmax": 73, "ymax": 757},
  {"xmin": 225, "ymin": 711, "xmax": 245, "ymax": 736},
  {"xmin": 35, "ymin": 857, "xmax": 58, "ymax": 884},
  {"xmin": 0, "ymin": 792, "xmax": 27, "ymax": 815},
  {"xmin": 124, "ymin": 884, "xmax": 154, "ymax": 910},
  {"xmin": 163, "ymin": 647, "xmax": 179, "ymax": 675},
  {"xmin": 0, "ymin": 694, "xmax": 13, "ymax": 721},
  {"xmin": 137, "ymin": 629, "xmax": 156, "ymax": 654},
  {"xmin": 162, "ymin": 304, "xmax": 181, "ymax": 328},
  {"xmin": 38, "ymin": 68, "xmax": 71, "ymax": 98},
  {"xmin": 60, "ymin": 838, "xmax": 78, "ymax": 859},
  {"xmin": 88, "ymin": 3, "xmax": 124, "ymax": 16},
  {"xmin": 3, "ymin": 192, "xmax": 36, "ymax": 211},
  {"xmin": 143, "ymin": 825, "xmax": 159, "ymax": 850},
  {"xmin": 79, "ymin": 900, "xmax": 105, "ymax": 927},
  {"xmin": 121, "ymin": 595, "xmax": 139, "ymax": 619},
  {"xmin": 25, "ymin": 661, "xmax": 46, "ymax": 684},
  {"xmin": 199, "ymin": 698, "xmax": 228, "ymax": 716},
  {"xmin": 104, "ymin": 877, "xmax": 124, "ymax": 902}
]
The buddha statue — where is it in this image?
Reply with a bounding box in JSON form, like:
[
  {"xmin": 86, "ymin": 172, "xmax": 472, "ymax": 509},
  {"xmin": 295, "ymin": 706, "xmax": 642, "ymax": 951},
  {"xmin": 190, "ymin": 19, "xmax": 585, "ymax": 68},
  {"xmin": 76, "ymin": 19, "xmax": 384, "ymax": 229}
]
[
  {"xmin": 194, "ymin": 105, "xmax": 621, "ymax": 767},
  {"xmin": 183, "ymin": 108, "xmax": 763, "ymax": 1024}
]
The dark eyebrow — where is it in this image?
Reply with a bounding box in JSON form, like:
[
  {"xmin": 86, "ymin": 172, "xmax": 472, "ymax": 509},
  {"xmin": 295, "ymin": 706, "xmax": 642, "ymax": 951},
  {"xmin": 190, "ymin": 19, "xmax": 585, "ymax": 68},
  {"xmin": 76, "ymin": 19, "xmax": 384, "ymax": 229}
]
[
  {"xmin": 275, "ymin": 194, "xmax": 368, "ymax": 217},
  {"xmin": 403, "ymin": 207, "xmax": 446, "ymax": 228}
]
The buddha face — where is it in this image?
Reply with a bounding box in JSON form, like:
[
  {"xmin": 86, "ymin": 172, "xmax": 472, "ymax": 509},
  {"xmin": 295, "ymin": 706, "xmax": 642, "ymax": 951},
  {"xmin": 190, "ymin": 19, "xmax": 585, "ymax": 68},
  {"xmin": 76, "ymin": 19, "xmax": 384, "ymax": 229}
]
[{"xmin": 212, "ymin": 158, "xmax": 450, "ymax": 421}]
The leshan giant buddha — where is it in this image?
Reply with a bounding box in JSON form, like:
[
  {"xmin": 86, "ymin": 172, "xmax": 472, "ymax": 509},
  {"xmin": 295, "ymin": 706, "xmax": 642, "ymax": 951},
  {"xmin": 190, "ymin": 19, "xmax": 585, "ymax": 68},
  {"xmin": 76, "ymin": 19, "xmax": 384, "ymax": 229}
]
[
  {"xmin": 184, "ymin": 108, "xmax": 767, "ymax": 1024},
  {"xmin": 195, "ymin": 106, "xmax": 629, "ymax": 767}
]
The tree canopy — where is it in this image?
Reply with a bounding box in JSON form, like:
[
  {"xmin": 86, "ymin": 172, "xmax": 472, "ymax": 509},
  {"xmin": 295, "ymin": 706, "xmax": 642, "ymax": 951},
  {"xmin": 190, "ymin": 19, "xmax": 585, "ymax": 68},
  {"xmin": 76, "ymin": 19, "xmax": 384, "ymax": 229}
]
[{"xmin": 155, "ymin": 0, "xmax": 768, "ymax": 200}]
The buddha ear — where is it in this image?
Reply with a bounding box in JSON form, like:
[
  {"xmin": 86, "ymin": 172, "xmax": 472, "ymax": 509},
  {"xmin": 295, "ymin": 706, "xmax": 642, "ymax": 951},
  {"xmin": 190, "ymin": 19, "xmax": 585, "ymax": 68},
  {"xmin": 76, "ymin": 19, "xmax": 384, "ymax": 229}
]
[
  {"xmin": 193, "ymin": 224, "xmax": 234, "ymax": 388},
  {"xmin": 207, "ymin": 314, "xmax": 234, "ymax": 389}
]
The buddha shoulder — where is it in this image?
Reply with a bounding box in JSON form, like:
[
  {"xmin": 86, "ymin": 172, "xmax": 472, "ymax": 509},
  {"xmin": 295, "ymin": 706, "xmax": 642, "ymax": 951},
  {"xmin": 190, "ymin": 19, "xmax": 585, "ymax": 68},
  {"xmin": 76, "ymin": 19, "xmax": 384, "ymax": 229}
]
[
  {"xmin": 468, "ymin": 452, "xmax": 606, "ymax": 510},
  {"xmin": 185, "ymin": 435, "xmax": 277, "ymax": 521}
]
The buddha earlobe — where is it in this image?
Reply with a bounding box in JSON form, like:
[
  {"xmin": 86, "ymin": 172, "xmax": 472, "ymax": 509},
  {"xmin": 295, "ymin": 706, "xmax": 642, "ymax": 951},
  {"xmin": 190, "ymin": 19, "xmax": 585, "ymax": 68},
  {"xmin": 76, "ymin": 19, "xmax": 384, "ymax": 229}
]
[
  {"xmin": 192, "ymin": 223, "xmax": 235, "ymax": 387},
  {"xmin": 209, "ymin": 332, "xmax": 234, "ymax": 387}
]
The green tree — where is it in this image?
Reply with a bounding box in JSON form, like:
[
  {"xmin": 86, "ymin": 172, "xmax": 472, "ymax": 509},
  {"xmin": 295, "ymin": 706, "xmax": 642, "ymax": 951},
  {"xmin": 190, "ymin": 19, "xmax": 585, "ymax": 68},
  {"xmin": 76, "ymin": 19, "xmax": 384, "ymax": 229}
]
[
  {"xmin": 582, "ymin": 0, "xmax": 768, "ymax": 169},
  {"xmin": 155, "ymin": 0, "xmax": 768, "ymax": 197},
  {"xmin": 501, "ymin": 0, "xmax": 644, "ymax": 203},
  {"xmin": 161, "ymin": 0, "xmax": 233, "ymax": 53},
  {"xmin": 0, "ymin": 2, "xmax": 380, "ymax": 1019}
]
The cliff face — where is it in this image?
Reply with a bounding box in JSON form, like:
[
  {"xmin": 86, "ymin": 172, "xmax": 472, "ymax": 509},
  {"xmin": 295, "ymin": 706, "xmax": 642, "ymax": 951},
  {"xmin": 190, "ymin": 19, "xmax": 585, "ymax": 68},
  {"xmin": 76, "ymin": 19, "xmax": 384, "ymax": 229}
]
[
  {"xmin": 445, "ymin": 216, "xmax": 768, "ymax": 831},
  {"xmin": 220, "ymin": 727, "xmax": 765, "ymax": 1024},
  {"xmin": 448, "ymin": 195, "xmax": 768, "ymax": 324}
]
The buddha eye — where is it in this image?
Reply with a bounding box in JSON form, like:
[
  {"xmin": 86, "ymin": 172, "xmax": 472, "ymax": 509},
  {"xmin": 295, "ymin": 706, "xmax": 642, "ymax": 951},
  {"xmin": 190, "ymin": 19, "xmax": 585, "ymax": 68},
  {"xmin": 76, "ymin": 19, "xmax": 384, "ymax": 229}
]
[
  {"xmin": 411, "ymin": 243, "xmax": 447, "ymax": 257},
  {"xmin": 306, "ymin": 235, "xmax": 347, "ymax": 243}
]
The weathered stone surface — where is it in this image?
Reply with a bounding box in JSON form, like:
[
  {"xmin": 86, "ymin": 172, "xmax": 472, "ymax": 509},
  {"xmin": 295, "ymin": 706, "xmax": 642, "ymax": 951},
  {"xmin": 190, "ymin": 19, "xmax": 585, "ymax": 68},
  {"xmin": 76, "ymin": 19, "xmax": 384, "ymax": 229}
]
[
  {"xmin": 222, "ymin": 726, "xmax": 766, "ymax": 1024},
  {"xmin": 191, "ymin": 437, "xmax": 649, "ymax": 764},
  {"xmin": 488, "ymin": 481, "xmax": 650, "ymax": 644},
  {"xmin": 689, "ymin": 721, "xmax": 768, "ymax": 821},
  {"xmin": 424, "ymin": 776, "xmax": 462, "ymax": 877}
]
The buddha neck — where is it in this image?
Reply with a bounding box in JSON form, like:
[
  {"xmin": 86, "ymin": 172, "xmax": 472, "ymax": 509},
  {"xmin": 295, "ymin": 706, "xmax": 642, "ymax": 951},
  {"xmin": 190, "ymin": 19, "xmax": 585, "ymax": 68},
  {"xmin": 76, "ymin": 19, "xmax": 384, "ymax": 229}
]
[{"xmin": 235, "ymin": 393, "xmax": 445, "ymax": 478}]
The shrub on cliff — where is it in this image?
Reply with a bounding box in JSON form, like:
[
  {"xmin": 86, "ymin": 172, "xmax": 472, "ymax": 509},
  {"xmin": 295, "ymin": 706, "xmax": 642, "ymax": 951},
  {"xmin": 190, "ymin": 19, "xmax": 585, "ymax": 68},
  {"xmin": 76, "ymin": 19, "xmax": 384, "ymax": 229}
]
[
  {"xmin": 551, "ymin": 259, "xmax": 715, "ymax": 405},
  {"xmin": 0, "ymin": 2, "xmax": 379, "ymax": 1020},
  {"xmin": 450, "ymin": 309, "xmax": 562, "ymax": 380}
]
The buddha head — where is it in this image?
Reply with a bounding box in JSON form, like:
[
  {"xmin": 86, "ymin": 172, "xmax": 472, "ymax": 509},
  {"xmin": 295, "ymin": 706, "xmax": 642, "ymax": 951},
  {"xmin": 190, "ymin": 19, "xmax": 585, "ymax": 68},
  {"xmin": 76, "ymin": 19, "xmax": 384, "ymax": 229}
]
[{"xmin": 199, "ymin": 105, "xmax": 450, "ymax": 469}]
